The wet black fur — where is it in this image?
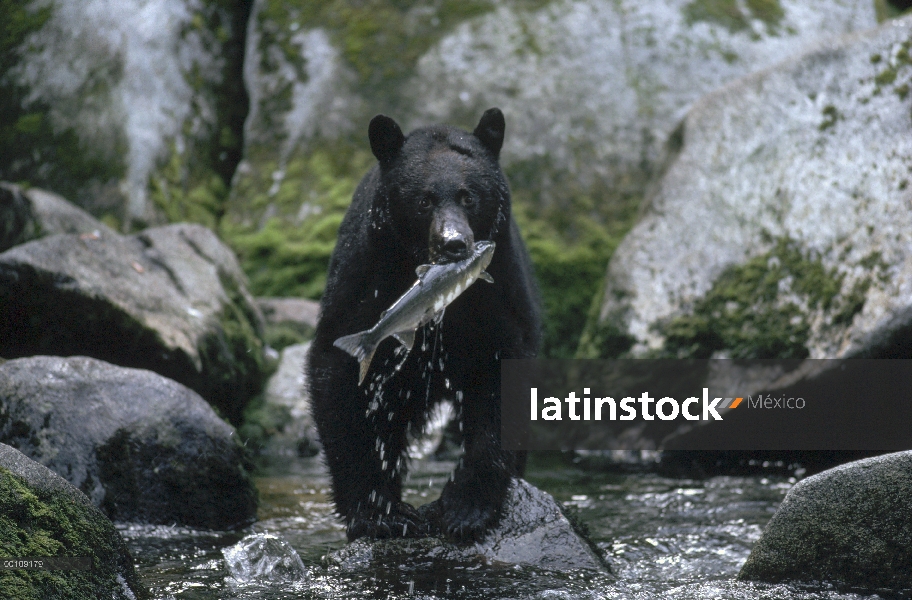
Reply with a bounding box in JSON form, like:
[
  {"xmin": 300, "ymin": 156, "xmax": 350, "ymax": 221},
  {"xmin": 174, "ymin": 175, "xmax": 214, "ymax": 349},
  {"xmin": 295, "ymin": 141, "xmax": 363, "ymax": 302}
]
[{"xmin": 308, "ymin": 109, "xmax": 541, "ymax": 542}]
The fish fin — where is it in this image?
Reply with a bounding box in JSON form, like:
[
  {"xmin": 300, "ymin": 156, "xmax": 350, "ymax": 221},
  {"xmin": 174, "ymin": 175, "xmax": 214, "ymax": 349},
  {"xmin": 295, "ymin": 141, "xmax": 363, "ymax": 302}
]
[
  {"xmin": 479, "ymin": 271, "xmax": 494, "ymax": 283},
  {"xmin": 415, "ymin": 265, "xmax": 432, "ymax": 279},
  {"xmin": 333, "ymin": 331, "xmax": 377, "ymax": 385},
  {"xmin": 393, "ymin": 329, "xmax": 416, "ymax": 351},
  {"xmin": 358, "ymin": 348, "xmax": 376, "ymax": 385}
]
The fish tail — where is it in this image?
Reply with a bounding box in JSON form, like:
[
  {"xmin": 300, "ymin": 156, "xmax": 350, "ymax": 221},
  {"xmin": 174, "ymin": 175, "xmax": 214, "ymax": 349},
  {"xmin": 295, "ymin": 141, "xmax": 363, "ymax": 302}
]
[{"xmin": 333, "ymin": 331, "xmax": 378, "ymax": 385}]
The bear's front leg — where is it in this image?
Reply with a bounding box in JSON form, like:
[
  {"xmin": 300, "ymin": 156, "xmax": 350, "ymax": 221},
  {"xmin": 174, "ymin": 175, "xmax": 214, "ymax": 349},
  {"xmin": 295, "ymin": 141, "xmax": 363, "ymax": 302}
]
[
  {"xmin": 312, "ymin": 368, "xmax": 430, "ymax": 541},
  {"xmin": 435, "ymin": 393, "xmax": 521, "ymax": 542},
  {"xmin": 333, "ymin": 420, "xmax": 431, "ymax": 541}
]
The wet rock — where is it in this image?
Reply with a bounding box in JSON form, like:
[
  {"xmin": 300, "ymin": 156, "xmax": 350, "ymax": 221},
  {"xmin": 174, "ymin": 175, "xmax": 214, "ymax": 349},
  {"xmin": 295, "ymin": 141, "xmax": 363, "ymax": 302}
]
[
  {"xmin": 0, "ymin": 443, "xmax": 148, "ymax": 599},
  {"xmin": 738, "ymin": 451, "xmax": 912, "ymax": 594},
  {"xmin": 326, "ymin": 479, "xmax": 608, "ymax": 573},
  {"xmin": 0, "ymin": 356, "xmax": 258, "ymax": 530},
  {"xmin": 587, "ymin": 15, "xmax": 912, "ymax": 360},
  {"xmin": 0, "ymin": 222, "xmax": 266, "ymax": 424},
  {"xmin": 222, "ymin": 533, "xmax": 307, "ymax": 583}
]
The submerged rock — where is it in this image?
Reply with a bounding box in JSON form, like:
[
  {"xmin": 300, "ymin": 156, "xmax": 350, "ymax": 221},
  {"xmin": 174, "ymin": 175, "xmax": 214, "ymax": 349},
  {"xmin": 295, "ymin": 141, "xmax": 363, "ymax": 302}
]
[
  {"xmin": 0, "ymin": 356, "xmax": 258, "ymax": 530},
  {"xmin": 739, "ymin": 451, "xmax": 912, "ymax": 594},
  {"xmin": 588, "ymin": 15, "xmax": 912, "ymax": 360},
  {"xmin": 326, "ymin": 479, "xmax": 608, "ymax": 573},
  {"xmin": 222, "ymin": 533, "xmax": 308, "ymax": 583},
  {"xmin": 0, "ymin": 443, "xmax": 148, "ymax": 599},
  {"xmin": 0, "ymin": 222, "xmax": 266, "ymax": 423}
]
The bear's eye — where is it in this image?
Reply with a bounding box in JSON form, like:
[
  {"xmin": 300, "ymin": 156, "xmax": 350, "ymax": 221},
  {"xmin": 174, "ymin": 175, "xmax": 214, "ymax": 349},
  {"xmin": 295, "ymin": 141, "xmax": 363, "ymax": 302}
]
[
  {"xmin": 457, "ymin": 192, "xmax": 475, "ymax": 208},
  {"xmin": 418, "ymin": 197, "xmax": 432, "ymax": 211}
]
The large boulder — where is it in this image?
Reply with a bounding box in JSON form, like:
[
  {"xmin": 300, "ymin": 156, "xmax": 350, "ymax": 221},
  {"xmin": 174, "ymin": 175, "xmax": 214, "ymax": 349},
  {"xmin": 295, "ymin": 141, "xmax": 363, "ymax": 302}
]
[
  {"xmin": 231, "ymin": 0, "xmax": 877, "ymax": 227},
  {"xmin": 326, "ymin": 479, "xmax": 607, "ymax": 573},
  {"xmin": 0, "ymin": 443, "xmax": 148, "ymax": 599},
  {"xmin": 586, "ymin": 15, "xmax": 912, "ymax": 360},
  {"xmin": 0, "ymin": 183, "xmax": 115, "ymax": 253},
  {"xmin": 739, "ymin": 451, "xmax": 912, "ymax": 594},
  {"xmin": 0, "ymin": 356, "xmax": 258, "ymax": 530},
  {"xmin": 0, "ymin": 222, "xmax": 266, "ymax": 423},
  {"xmin": 0, "ymin": 0, "xmax": 250, "ymax": 228}
]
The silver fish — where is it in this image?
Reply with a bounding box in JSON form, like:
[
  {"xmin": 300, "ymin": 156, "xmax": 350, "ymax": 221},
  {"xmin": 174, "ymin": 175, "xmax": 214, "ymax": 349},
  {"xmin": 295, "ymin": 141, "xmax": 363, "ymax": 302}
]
[{"xmin": 334, "ymin": 240, "xmax": 496, "ymax": 384}]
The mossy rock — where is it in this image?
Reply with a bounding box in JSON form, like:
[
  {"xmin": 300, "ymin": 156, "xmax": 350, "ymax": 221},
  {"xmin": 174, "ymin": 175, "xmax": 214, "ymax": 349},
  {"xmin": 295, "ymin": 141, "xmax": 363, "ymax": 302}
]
[
  {"xmin": 0, "ymin": 443, "xmax": 148, "ymax": 600},
  {"xmin": 589, "ymin": 15, "xmax": 912, "ymax": 359},
  {"xmin": 0, "ymin": 0, "xmax": 250, "ymax": 228},
  {"xmin": 0, "ymin": 223, "xmax": 266, "ymax": 424}
]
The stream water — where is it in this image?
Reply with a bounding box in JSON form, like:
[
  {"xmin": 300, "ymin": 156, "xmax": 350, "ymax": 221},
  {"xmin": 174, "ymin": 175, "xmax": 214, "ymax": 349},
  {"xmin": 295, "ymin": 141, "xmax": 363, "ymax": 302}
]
[{"xmin": 120, "ymin": 453, "xmax": 877, "ymax": 600}]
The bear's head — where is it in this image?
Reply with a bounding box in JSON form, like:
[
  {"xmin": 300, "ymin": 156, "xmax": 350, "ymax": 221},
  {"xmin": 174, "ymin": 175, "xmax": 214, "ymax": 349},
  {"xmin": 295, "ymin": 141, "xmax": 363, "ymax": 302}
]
[{"xmin": 367, "ymin": 108, "xmax": 510, "ymax": 264}]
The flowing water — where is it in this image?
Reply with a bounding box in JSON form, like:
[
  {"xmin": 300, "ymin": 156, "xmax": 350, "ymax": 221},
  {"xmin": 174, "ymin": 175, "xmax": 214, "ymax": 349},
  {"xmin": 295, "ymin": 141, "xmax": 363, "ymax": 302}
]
[{"xmin": 120, "ymin": 454, "xmax": 878, "ymax": 600}]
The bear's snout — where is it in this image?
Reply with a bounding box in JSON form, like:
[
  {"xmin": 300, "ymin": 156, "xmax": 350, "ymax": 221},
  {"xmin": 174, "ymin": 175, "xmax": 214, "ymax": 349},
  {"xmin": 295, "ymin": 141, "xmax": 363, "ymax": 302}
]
[{"xmin": 430, "ymin": 203, "xmax": 474, "ymax": 263}]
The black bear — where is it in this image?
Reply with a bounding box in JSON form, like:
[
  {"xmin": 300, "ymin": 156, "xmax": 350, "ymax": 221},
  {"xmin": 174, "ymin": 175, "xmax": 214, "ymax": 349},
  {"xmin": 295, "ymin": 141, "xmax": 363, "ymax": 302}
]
[{"xmin": 308, "ymin": 108, "xmax": 541, "ymax": 542}]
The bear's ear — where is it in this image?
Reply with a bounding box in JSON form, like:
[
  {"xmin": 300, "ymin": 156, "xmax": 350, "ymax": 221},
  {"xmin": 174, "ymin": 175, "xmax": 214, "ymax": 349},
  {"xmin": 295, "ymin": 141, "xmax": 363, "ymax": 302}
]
[
  {"xmin": 369, "ymin": 114, "xmax": 405, "ymax": 165},
  {"xmin": 473, "ymin": 108, "xmax": 505, "ymax": 158}
]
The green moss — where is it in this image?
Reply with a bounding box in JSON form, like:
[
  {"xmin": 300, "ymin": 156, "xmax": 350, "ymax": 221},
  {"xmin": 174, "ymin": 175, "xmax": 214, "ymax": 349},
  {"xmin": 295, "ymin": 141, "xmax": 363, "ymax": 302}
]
[
  {"xmin": 263, "ymin": 322, "xmax": 312, "ymax": 350},
  {"xmin": 222, "ymin": 145, "xmax": 371, "ymax": 299},
  {"xmin": 148, "ymin": 144, "xmax": 227, "ymax": 229},
  {"xmin": 683, "ymin": 0, "xmax": 749, "ymax": 32},
  {"xmin": 660, "ymin": 239, "xmax": 848, "ymax": 359},
  {"xmin": 237, "ymin": 393, "xmax": 293, "ymax": 452},
  {"xmin": 0, "ymin": 467, "xmax": 141, "ymax": 599},
  {"xmin": 745, "ymin": 0, "xmax": 785, "ymax": 28},
  {"xmin": 872, "ymin": 39, "xmax": 912, "ymax": 97},
  {"xmin": 507, "ymin": 155, "xmax": 642, "ymax": 359},
  {"xmin": 682, "ymin": 0, "xmax": 783, "ymax": 34},
  {"xmin": 819, "ymin": 105, "xmax": 840, "ymax": 131},
  {"xmin": 874, "ymin": 0, "xmax": 912, "ymax": 22}
]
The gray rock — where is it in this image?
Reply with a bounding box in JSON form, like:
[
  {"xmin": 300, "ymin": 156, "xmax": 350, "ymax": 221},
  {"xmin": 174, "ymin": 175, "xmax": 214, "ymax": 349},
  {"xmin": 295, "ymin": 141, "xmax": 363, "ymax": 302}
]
[
  {"xmin": 0, "ymin": 183, "xmax": 35, "ymax": 252},
  {"xmin": 1, "ymin": 183, "xmax": 116, "ymax": 253},
  {"xmin": 229, "ymin": 0, "xmax": 876, "ymax": 230},
  {"xmin": 0, "ymin": 222, "xmax": 266, "ymax": 423},
  {"xmin": 739, "ymin": 451, "xmax": 912, "ymax": 594},
  {"xmin": 0, "ymin": 355, "xmax": 258, "ymax": 530},
  {"xmin": 257, "ymin": 297, "xmax": 320, "ymax": 350},
  {"xmin": 0, "ymin": 442, "xmax": 148, "ymax": 599},
  {"xmin": 257, "ymin": 297, "xmax": 320, "ymax": 330},
  {"xmin": 326, "ymin": 479, "xmax": 608, "ymax": 573},
  {"xmin": 413, "ymin": 0, "xmax": 875, "ymax": 204},
  {"xmin": 222, "ymin": 533, "xmax": 307, "ymax": 583},
  {"xmin": 259, "ymin": 342, "xmax": 320, "ymax": 456},
  {"xmin": 0, "ymin": 0, "xmax": 249, "ymax": 227},
  {"xmin": 589, "ymin": 15, "xmax": 912, "ymax": 360}
]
